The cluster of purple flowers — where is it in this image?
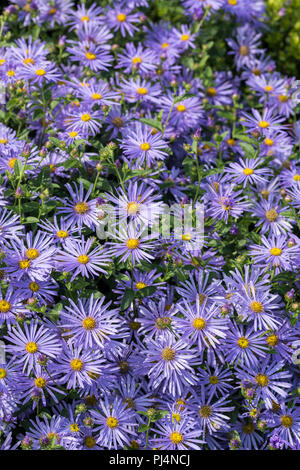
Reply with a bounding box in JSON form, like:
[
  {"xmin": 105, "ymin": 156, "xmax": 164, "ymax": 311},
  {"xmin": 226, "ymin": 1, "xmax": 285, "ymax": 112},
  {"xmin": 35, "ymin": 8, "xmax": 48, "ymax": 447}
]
[{"xmin": 0, "ymin": 0, "xmax": 299, "ymax": 452}]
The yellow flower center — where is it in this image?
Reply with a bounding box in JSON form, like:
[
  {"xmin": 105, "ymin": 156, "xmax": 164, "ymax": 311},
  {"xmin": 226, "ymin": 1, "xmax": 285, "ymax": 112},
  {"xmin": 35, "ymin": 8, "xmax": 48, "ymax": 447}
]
[
  {"xmin": 207, "ymin": 87, "xmax": 217, "ymax": 97},
  {"xmin": 129, "ymin": 320, "xmax": 141, "ymax": 330},
  {"xmin": 70, "ymin": 358, "xmax": 84, "ymax": 371},
  {"xmin": 209, "ymin": 375, "xmax": 219, "ymax": 385},
  {"xmin": 112, "ymin": 117, "xmax": 124, "ymax": 128},
  {"xmin": 34, "ymin": 377, "xmax": 46, "ymax": 388},
  {"xmin": 250, "ymin": 301, "xmax": 264, "ymax": 313},
  {"xmin": 85, "ymin": 52, "xmax": 96, "ymax": 60},
  {"xmin": 77, "ymin": 254, "xmax": 89, "ymax": 264},
  {"xmin": 258, "ymin": 121, "xmax": 270, "ymax": 129},
  {"xmin": 67, "ymin": 132, "xmax": 77, "ymax": 139},
  {"xmin": 293, "ymin": 174, "xmax": 300, "ymax": 181},
  {"xmin": 278, "ymin": 95, "xmax": 288, "ymax": 103},
  {"xmin": 26, "ymin": 342, "xmax": 38, "ymax": 354},
  {"xmin": 57, "ymin": 230, "xmax": 68, "ymax": 239},
  {"xmin": 140, "ymin": 142, "xmax": 151, "ymax": 151},
  {"xmin": 136, "ymin": 282, "xmax": 147, "ymax": 290},
  {"xmin": 255, "ymin": 374, "xmax": 269, "ymax": 387},
  {"xmin": 82, "ymin": 317, "xmax": 96, "ymax": 330},
  {"xmin": 238, "ymin": 336, "xmax": 249, "ymax": 348},
  {"xmin": 192, "ymin": 317, "xmax": 206, "ymax": 330},
  {"xmin": 0, "ymin": 138, "xmax": 7, "ymax": 144},
  {"xmin": 70, "ymin": 423, "xmax": 80, "ymax": 432},
  {"xmin": 0, "ymin": 59, "xmax": 6, "ymax": 65},
  {"xmin": 181, "ymin": 34, "xmax": 190, "ymax": 41},
  {"xmin": 0, "ymin": 368, "xmax": 7, "ymax": 379},
  {"xmin": 170, "ymin": 431, "xmax": 183, "ymax": 444},
  {"xmin": 81, "ymin": 16, "xmax": 90, "ymax": 22},
  {"xmin": 91, "ymin": 93, "xmax": 102, "ymax": 100},
  {"xmin": 270, "ymin": 247, "xmax": 282, "ymax": 256},
  {"xmin": 7, "ymin": 70, "xmax": 15, "ymax": 76},
  {"xmin": 127, "ymin": 202, "xmax": 140, "ymax": 215},
  {"xmin": 176, "ymin": 398, "xmax": 186, "ymax": 409},
  {"xmin": 137, "ymin": 87, "xmax": 148, "ymax": 95},
  {"xmin": 243, "ymin": 422, "xmax": 255, "ymax": 434},
  {"xmin": 176, "ymin": 104, "xmax": 186, "ymax": 112},
  {"xmin": 84, "ymin": 436, "xmax": 96, "ymax": 448},
  {"xmin": 106, "ymin": 417, "xmax": 118, "ymax": 428},
  {"xmin": 199, "ymin": 405, "xmax": 212, "ymax": 418},
  {"xmin": 161, "ymin": 347, "xmax": 176, "ymax": 361},
  {"xmin": 26, "ymin": 248, "xmax": 40, "ymax": 260},
  {"xmin": 0, "ymin": 300, "xmax": 11, "ymax": 313},
  {"xmin": 243, "ymin": 168, "xmax": 254, "ymax": 176},
  {"xmin": 182, "ymin": 233, "xmax": 192, "ymax": 241},
  {"xmin": 161, "ymin": 42, "xmax": 169, "ymax": 49},
  {"xmin": 117, "ymin": 13, "xmax": 126, "ymax": 22},
  {"xmin": 172, "ymin": 412, "xmax": 181, "ymax": 423},
  {"xmin": 19, "ymin": 259, "xmax": 31, "ymax": 270},
  {"xmin": 81, "ymin": 113, "xmax": 91, "ymax": 122},
  {"xmin": 23, "ymin": 57, "xmax": 34, "ymax": 65},
  {"xmin": 227, "ymin": 138, "xmax": 236, "ymax": 146},
  {"xmin": 8, "ymin": 158, "xmax": 17, "ymax": 169},
  {"xmin": 280, "ymin": 415, "xmax": 293, "ymax": 428},
  {"xmin": 264, "ymin": 85, "xmax": 273, "ymax": 92},
  {"xmin": 75, "ymin": 201, "xmax": 89, "ymax": 214},
  {"xmin": 265, "ymin": 209, "xmax": 278, "ymax": 222},
  {"xmin": 239, "ymin": 45, "xmax": 249, "ymax": 55},
  {"xmin": 267, "ymin": 334, "xmax": 278, "ymax": 347},
  {"xmin": 35, "ymin": 69, "xmax": 46, "ymax": 76},
  {"xmin": 29, "ymin": 282, "xmax": 40, "ymax": 292},
  {"xmin": 264, "ymin": 138, "xmax": 274, "ymax": 146},
  {"xmin": 132, "ymin": 56, "xmax": 142, "ymax": 64},
  {"xmin": 126, "ymin": 238, "xmax": 139, "ymax": 250}
]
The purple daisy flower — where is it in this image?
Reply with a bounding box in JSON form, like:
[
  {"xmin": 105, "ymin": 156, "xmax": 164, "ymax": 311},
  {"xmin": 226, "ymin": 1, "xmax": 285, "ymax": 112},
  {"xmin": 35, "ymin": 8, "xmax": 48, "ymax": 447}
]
[
  {"xmin": 237, "ymin": 359, "xmax": 292, "ymax": 409},
  {"xmin": 59, "ymin": 295, "xmax": 120, "ymax": 349},
  {"xmin": 55, "ymin": 236, "xmax": 109, "ymax": 281},
  {"xmin": 241, "ymin": 107, "xmax": 286, "ymax": 136},
  {"xmin": 226, "ymin": 157, "xmax": 271, "ymax": 187},
  {"xmin": 251, "ymin": 197, "xmax": 293, "ymax": 236},
  {"xmin": 143, "ymin": 336, "xmax": 198, "ymax": 396},
  {"xmin": 249, "ymin": 235, "xmax": 300, "ymax": 273},
  {"xmin": 117, "ymin": 42, "xmax": 156, "ymax": 75},
  {"xmin": 56, "ymin": 343, "xmax": 106, "ymax": 389},
  {"xmin": 224, "ymin": 322, "xmax": 267, "ymax": 367},
  {"xmin": 57, "ymin": 182, "xmax": 98, "ymax": 231},
  {"xmin": 190, "ymin": 387, "xmax": 234, "ymax": 435},
  {"xmin": 150, "ymin": 417, "xmax": 204, "ymax": 450},
  {"xmin": 108, "ymin": 223, "xmax": 157, "ymax": 265},
  {"xmin": 5, "ymin": 320, "xmax": 62, "ymax": 373},
  {"xmin": 106, "ymin": 5, "xmax": 140, "ymax": 37},
  {"xmin": 0, "ymin": 286, "xmax": 28, "ymax": 327},
  {"xmin": 176, "ymin": 297, "xmax": 228, "ymax": 352},
  {"xmin": 90, "ymin": 396, "xmax": 138, "ymax": 449}
]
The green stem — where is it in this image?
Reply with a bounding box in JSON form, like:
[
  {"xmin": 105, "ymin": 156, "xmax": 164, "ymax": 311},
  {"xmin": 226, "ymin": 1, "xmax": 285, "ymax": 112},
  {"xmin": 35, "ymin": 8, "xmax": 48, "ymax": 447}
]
[{"xmin": 144, "ymin": 417, "xmax": 151, "ymax": 450}]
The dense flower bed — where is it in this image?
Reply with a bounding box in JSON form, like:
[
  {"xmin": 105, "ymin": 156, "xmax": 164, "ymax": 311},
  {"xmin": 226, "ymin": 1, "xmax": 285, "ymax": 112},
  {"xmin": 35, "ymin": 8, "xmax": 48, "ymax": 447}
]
[{"xmin": 0, "ymin": 0, "xmax": 299, "ymax": 451}]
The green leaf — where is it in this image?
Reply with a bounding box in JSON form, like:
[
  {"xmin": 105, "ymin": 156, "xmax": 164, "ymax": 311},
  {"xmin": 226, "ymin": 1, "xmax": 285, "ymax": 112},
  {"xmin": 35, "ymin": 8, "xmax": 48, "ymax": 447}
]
[
  {"xmin": 23, "ymin": 216, "xmax": 40, "ymax": 224},
  {"xmin": 174, "ymin": 93, "xmax": 195, "ymax": 104},
  {"xmin": 138, "ymin": 424, "xmax": 149, "ymax": 432},
  {"xmin": 120, "ymin": 289, "xmax": 134, "ymax": 311},
  {"xmin": 14, "ymin": 159, "xmax": 23, "ymax": 178},
  {"xmin": 137, "ymin": 286, "xmax": 156, "ymax": 298},
  {"xmin": 139, "ymin": 118, "xmax": 162, "ymax": 131}
]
